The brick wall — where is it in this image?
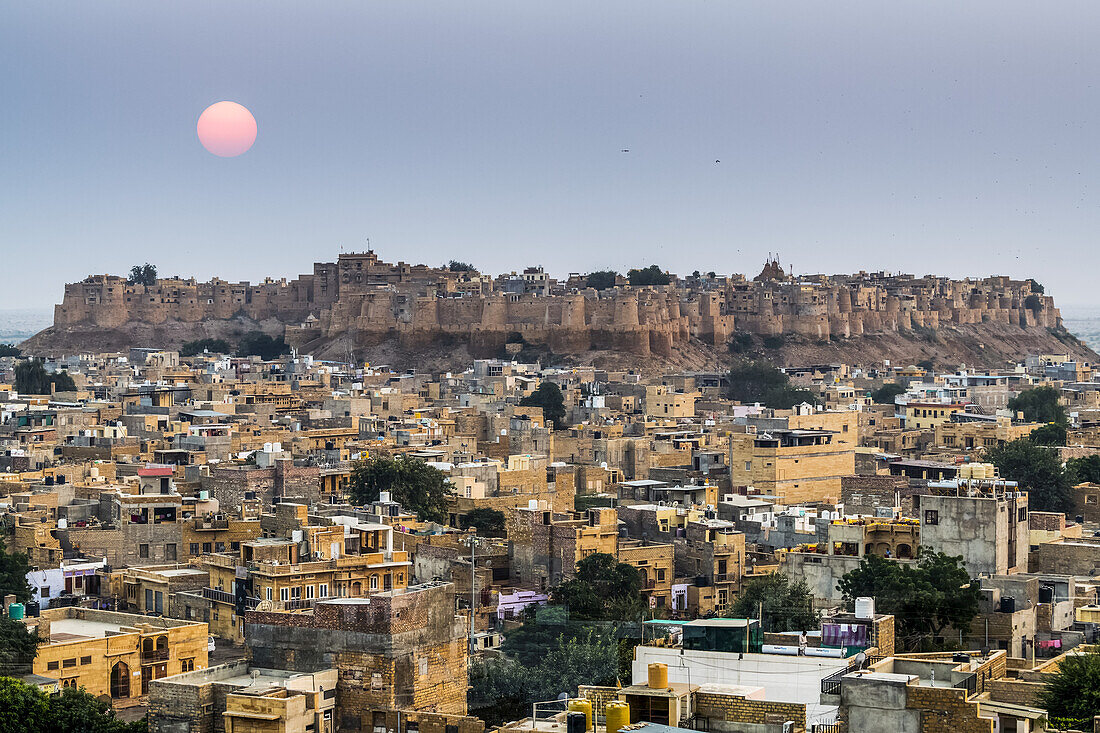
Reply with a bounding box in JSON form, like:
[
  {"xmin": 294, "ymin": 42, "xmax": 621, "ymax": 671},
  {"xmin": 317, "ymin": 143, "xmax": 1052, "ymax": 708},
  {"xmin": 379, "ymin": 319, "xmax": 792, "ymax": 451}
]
[{"xmin": 694, "ymin": 691, "xmax": 806, "ymax": 731}]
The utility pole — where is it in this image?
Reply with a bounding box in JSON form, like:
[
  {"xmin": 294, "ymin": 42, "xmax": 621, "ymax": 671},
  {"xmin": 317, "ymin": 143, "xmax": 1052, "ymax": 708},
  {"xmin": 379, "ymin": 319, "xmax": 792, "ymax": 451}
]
[{"xmin": 468, "ymin": 535, "xmax": 480, "ymax": 654}]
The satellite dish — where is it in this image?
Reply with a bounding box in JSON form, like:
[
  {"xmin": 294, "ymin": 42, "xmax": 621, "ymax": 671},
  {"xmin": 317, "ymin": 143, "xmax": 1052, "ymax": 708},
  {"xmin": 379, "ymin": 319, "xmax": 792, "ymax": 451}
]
[{"xmin": 557, "ymin": 692, "xmax": 570, "ymax": 701}]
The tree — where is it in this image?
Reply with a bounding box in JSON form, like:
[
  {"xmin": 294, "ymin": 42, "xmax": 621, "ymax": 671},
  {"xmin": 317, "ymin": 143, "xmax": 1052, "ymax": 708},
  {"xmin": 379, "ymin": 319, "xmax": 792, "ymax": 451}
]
[
  {"xmin": 0, "ymin": 344, "xmax": 20, "ymax": 357},
  {"xmin": 0, "ymin": 677, "xmax": 49, "ymax": 733},
  {"xmin": 470, "ymin": 629, "xmax": 619, "ymax": 725},
  {"xmin": 871, "ymin": 383, "xmax": 906, "ymax": 405},
  {"xmin": 986, "ymin": 438, "xmax": 1072, "ymax": 513},
  {"xmin": 729, "ymin": 573, "xmax": 816, "ymax": 632},
  {"xmin": 1008, "ymin": 386, "xmax": 1066, "ymax": 425},
  {"xmin": 1067, "ymin": 455, "xmax": 1100, "ymax": 485},
  {"xmin": 520, "ymin": 382, "xmax": 568, "ymax": 430},
  {"xmin": 1028, "ymin": 423, "xmax": 1067, "ymax": 447},
  {"xmin": 14, "ymin": 359, "xmax": 75, "ymax": 394},
  {"xmin": 1039, "ymin": 650, "xmax": 1100, "ymax": 730},
  {"xmin": 448, "ymin": 260, "xmax": 476, "ymax": 272},
  {"xmin": 550, "ymin": 553, "xmax": 646, "ymax": 622},
  {"xmin": 626, "ymin": 265, "xmax": 671, "ymax": 287},
  {"xmin": 837, "ymin": 551, "xmax": 981, "ymax": 651},
  {"xmin": 0, "ymin": 678, "xmax": 144, "ymax": 733},
  {"xmin": 916, "ymin": 359, "xmax": 935, "ymax": 372},
  {"xmin": 0, "ymin": 539, "xmax": 32, "ymax": 602},
  {"xmin": 236, "ymin": 332, "xmax": 290, "ymax": 360},
  {"xmin": 347, "ymin": 455, "xmax": 453, "ymax": 523},
  {"xmin": 461, "ymin": 508, "xmax": 506, "ymax": 537},
  {"xmin": 0, "ymin": 615, "xmax": 39, "ymax": 676},
  {"xmin": 127, "ymin": 263, "xmax": 157, "ymax": 286},
  {"xmin": 585, "ymin": 270, "xmax": 619, "ymax": 291},
  {"xmin": 727, "ymin": 359, "xmax": 817, "ymax": 409},
  {"xmin": 180, "ymin": 338, "xmax": 231, "ymax": 356},
  {"xmin": 1027, "ymin": 278, "xmax": 1045, "ymax": 295}
]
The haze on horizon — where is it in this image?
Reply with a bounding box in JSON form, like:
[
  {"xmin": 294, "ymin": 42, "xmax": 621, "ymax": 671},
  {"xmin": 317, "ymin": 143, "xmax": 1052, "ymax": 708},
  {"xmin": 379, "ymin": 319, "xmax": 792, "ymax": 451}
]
[{"xmin": 3, "ymin": 2, "xmax": 1100, "ymax": 310}]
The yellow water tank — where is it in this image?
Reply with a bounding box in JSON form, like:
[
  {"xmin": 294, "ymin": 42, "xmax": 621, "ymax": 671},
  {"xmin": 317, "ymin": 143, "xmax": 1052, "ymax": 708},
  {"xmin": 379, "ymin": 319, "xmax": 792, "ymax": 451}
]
[
  {"xmin": 569, "ymin": 699, "xmax": 592, "ymax": 731},
  {"xmin": 648, "ymin": 662, "xmax": 668, "ymax": 689},
  {"xmin": 606, "ymin": 701, "xmax": 630, "ymax": 733},
  {"xmin": 958, "ymin": 463, "xmax": 972, "ymax": 479}
]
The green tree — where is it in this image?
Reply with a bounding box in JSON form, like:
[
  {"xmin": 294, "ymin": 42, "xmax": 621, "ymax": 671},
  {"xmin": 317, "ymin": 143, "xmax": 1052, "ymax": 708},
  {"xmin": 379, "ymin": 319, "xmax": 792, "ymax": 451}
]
[
  {"xmin": 520, "ymin": 382, "xmax": 568, "ymax": 430},
  {"xmin": 916, "ymin": 359, "xmax": 935, "ymax": 372},
  {"xmin": 461, "ymin": 508, "xmax": 506, "ymax": 537},
  {"xmin": 0, "ymin": 539, "xmax": 33, "ymax": 602},
  {"xmin": 0, "ymin": 344, "xmax": 21, "ymax": 357},
  {"xmin": 236, "ymin": 332, "xmax": 290, "ymax": 360},
  {"xmin": 1028, "ymin": 423, "xmax": 1067, "ymax": 447},
  {"xmin": 585, "ymin": 270, "xmax": 619, "ymax": 290},
  {"xmin": 727, "ymin": 359, "xmax": 817, "ymax": 409},
  {"xmin": 1008, "ymin": 386, "xmax": 1066, "ymax": 425},
  {"xmin": 1027, "ymin": 278, "xmax": 1045, "ymax": 295},
  {"xmin": 0, "ymin": 677, "xmax": 145, "ymax": 733},
  {"xmin": 470, "ymin": 629, "xmax": 619, "ymax": 725},
  {"xmin": 0, "ymin": 616, "xmax": 40, "ymax": 676},
  {"xmin": 871, "ymin": 383, "xmax": 907, "ymax": 405},
  {"xmin": 347, "ymin": 455, "xmax": 453, "ymax": 523},
  {"xmin": 448, "ymin": 260, "xmax": 476, "ymax": 272},
  {"xmin": 729, "ymin": 573, "xmax": 816, "ymax": 632},
  {"xmin": 986, "ymin": 438, "xmax": 1072, "ymax": 513},
  {"xmin": 0, "ymin": 677, "xmax": 50, "ymax": 733},
  {"xmin": 626, "ymin": 265, "xmax": 671, "ymax": 286},
  {"xmin": 1067, "ymin": 454, "xmax": 1100, "ymax": 485},
  {"xmin": 1039, "ymin": 650, "xmax": 1100, "ymax": 730},
  {"xmin": 180, "ymin": 338, "xmax": 231, "ymax": 356},
  {"xmin": 127, "ymin": 263, "xmax": 157, "ymax": 286},
  {"xmin": 837, "ymin": 551, "xmax": 981, "ymax": 651},
  {"xmin": 550, "ymin": 553, "xmax": 646, "ymax": 622},
  {"xmin": 14, "ymin": 359, "xmax": 75, "ymax": 394}
]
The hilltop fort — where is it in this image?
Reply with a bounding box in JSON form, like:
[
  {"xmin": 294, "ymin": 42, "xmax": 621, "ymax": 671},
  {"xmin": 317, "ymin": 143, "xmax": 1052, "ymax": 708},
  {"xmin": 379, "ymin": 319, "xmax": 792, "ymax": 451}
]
[{"xmin": 23, "ymin": 251, "xmax": 1094, "ymax": 368}]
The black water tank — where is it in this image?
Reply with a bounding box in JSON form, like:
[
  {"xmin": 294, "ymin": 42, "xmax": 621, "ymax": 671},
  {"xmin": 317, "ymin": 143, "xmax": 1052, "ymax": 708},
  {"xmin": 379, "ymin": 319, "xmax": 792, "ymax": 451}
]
[
  {"xmin": 567, "ymin": 712, "xmax": 586, "ymax": 733},
  {"xmin": 952, "ymin": 653, "xmax": 971, "ymax": 663},
  {"xmin": 1001, "ymin": 597, "xmax": 1016, "ymax": 613},
  {"xmin": 1039, "ymin": 586, "xmax": 1054, "ymax": 604}
]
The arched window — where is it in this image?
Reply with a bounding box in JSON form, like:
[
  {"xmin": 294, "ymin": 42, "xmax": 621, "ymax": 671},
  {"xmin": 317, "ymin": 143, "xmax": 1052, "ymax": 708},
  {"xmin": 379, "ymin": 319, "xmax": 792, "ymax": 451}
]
[
  {"xmin": 351, "ymin": 581, "xmax": 362, "ymax": 595},
  {"xmin": 111, "ymin": 661, "xmax": 130, "ymax": 699}
]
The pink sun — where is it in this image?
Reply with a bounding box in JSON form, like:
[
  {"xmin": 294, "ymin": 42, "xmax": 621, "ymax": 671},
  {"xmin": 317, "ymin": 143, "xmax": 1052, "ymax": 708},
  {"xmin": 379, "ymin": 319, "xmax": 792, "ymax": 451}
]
[{"xmin": 197, "ymin": 101, "xmax": 257, "ymax": 157}]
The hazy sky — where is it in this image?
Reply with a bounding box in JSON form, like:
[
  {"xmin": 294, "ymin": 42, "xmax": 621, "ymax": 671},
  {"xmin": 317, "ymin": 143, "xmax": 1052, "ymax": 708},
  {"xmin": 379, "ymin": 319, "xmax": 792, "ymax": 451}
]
[{"xmin": 4, "ymin": 2, "xmax": 1100, "ymax": 310}]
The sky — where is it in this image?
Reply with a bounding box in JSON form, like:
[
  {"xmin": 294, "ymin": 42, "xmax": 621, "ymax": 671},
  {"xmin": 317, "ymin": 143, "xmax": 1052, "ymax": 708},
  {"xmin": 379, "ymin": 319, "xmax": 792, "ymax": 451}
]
[{"xmin": 4, "ymin": 2, "xmax": 1100, "ymax": 310}]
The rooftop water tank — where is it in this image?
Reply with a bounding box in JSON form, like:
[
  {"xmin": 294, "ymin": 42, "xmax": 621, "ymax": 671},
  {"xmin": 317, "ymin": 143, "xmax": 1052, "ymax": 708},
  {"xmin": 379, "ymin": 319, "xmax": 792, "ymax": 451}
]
[{"xmin": 855, "ymin": 596, "xmax": 875, "ymax": 620}]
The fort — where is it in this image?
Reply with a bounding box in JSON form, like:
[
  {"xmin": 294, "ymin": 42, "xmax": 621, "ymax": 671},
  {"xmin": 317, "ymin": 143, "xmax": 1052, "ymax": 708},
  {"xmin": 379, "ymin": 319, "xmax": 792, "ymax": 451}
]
[{"xmin": 24, "ymin": 251, "xmax": 1090, "ymax": 366}]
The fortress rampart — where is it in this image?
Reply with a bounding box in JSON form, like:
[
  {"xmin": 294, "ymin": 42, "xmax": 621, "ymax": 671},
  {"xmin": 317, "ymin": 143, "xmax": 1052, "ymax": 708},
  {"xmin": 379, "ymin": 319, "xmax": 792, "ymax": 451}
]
[{"xmin": 50, "ymin": 252, "xmax": 1062, "ymax": 357}]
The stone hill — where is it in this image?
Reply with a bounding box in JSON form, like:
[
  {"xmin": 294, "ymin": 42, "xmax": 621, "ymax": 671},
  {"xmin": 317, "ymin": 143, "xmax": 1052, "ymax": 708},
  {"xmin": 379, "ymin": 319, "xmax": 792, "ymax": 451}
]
[{"xmin": 21, "ymin": 252, "xmax": 1097, "ymax": 370}]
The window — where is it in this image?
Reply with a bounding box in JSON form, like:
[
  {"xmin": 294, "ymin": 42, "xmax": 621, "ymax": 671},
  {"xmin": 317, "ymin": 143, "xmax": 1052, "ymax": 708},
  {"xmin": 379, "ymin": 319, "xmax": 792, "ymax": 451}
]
[
  {"xmin": 63, "ymin": 658, "xmax": 77, "ymax": 668},
  {"xmin": 202, "ymin": 542, "xmax": 212, "ymax": 554},
  {"xmin": 280, "ymin": 587, "xmax": 289, "ymax": 602},
  {"xmin": 419, "ymin": 657, "xmax": 429, "ymax": 676},
  {"xmin": 319, "ymin": 583, "xmax": 329, "ymax": 598},
  {"xmin": 306, "ymin": 585, "xmax": 315, "ymax": 599},
  {"xmin": 1089, "ymin": 495, "xmax": 1099, "ymax": 505},
  {"xmin": 40, "ymin": 587, "xmax": 49, "ymax": 598},
  {"xmin": 62, "ymin": 678, "xmax": 77, "ymax": 688},
  {"xmin": 47, "ymin": 661, "xmax": 59, "ymax": 671},
  {"xmin": 369, "ymin": 575, "xmax": 379, "ymax": 591},
  {"xmin": 166, "ymin": 543, "xmax": 177, "ymax": 561},
  {"xmin": 189, "ymin": 543, "xmax": 200, "ymax": 556},
  {"xmin": 139, "ymin": 544, "xmax": 149, "ymax": 559},
  {"xmin": 181, "ymin": 658, "xmax": 195, "ymax": 672},
  {"xmin": 80, "ymin": 656, "xmax": 91, "ymax": 665},
  {"xmin": 266, "ymin": 587, "xmax": 273, "ymax": 601},
  {"xmin": 924, "ymin": 510, "xmax": 939, "ymax": 526}
]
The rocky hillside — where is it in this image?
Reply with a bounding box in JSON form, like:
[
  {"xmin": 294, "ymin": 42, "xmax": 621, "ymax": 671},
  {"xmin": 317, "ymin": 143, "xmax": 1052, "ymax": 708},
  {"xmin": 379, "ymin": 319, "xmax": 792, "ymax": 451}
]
[{"xmin": 20, "ymin": 318, "xmax": 1097, "ymax": 374}]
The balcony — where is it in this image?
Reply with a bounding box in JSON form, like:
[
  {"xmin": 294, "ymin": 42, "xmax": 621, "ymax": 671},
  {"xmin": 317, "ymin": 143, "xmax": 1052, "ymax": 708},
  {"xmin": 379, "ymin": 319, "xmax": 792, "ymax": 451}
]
[
  {"xmin": 141, "ymin": 649, "xmax": 169, "ymax": 663},
  {"xmin": 201, "ymin": 587, "xmax": 258, "ymax": 610}
]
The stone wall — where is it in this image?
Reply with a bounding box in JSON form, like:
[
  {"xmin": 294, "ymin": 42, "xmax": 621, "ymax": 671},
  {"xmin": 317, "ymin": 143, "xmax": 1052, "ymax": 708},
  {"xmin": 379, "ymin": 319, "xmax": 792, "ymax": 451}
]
[{"xmin": 49, "ymin": 256, "xmax": 1064, "ymax": 359}]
